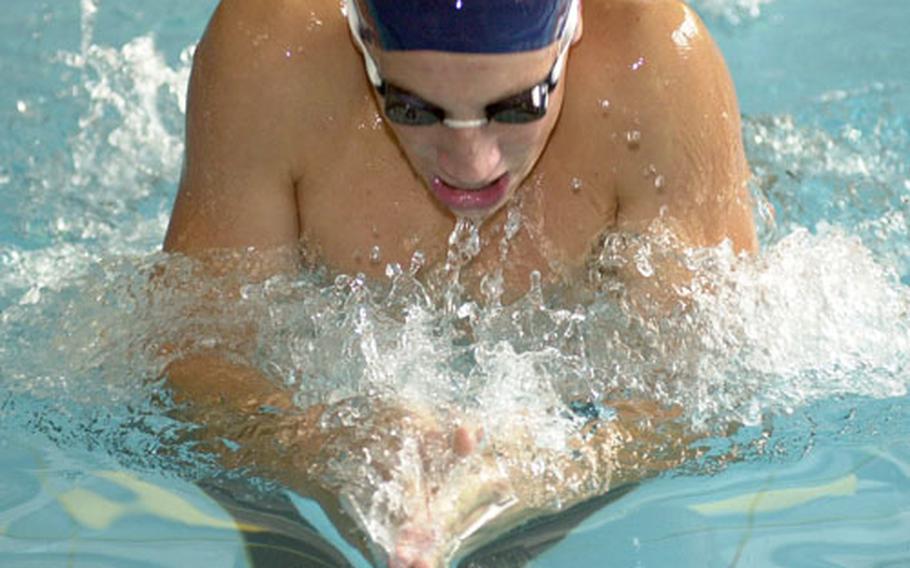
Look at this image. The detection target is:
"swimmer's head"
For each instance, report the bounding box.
[345,0,583,220]
[348,0,577,54]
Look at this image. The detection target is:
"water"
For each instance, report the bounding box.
[2,0,909,566]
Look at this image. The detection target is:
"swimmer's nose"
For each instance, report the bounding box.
[436,128,502,187]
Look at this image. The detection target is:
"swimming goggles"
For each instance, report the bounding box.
[345,0,580,129]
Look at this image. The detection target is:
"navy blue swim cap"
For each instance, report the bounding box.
[350,0,576,54]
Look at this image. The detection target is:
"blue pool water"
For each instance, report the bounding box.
[1,0,909,566]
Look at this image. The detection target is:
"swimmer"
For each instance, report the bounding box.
[162,0,757,565]
[164,0,756,290]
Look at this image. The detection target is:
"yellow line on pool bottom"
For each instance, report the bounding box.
[56,470,265,533]
[689,474,858,516]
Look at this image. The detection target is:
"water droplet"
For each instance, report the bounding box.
[504,205,522,240]
[527,270,544,306]
[369,245,382,264]
[654,175,665,190]
[20,287,41,305]
[599,99,611,112]
[409,250,426,274]
[626,130,641,150]
[443,218,481,313]
[456,302,476,320]
[307,11,324,30]
[481,270,504,306]
[447,217,481,265]
[385,262,402,279]
[634,246,654,278]
[240,284,256,300]
[571,177,583,193]
[16,100,28,113]
[630,56,646,71]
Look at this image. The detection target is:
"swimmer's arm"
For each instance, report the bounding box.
[613,2,758,254]
[158,0,337,514]
[164,353,385,557]
[160,0,316,474]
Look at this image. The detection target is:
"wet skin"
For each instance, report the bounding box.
[165,0,756,293]
[163,0,757,564]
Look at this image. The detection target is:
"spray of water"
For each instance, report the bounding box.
[689,0,775,26]
[1,0,909,563]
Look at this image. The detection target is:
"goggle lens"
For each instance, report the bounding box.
[385,102,444,126]
[381,80,552,127]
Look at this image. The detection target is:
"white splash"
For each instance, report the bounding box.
[689,0,774,26]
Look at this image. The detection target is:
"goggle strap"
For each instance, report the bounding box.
[549,0,580,86]
[345,0,383,88]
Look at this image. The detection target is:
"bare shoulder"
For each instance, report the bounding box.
[573,0,755,251]
[193,0,359,125]
[585,0,711,39]
[200,0,349,67]
[165,0,364,255]
[580,0,733,97]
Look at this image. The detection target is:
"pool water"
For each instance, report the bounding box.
[1,0,909,566]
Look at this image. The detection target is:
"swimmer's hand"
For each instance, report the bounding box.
[286,399,624,568]
[281,400,507,567]
[164,356,637,568]
[163,354,499,564]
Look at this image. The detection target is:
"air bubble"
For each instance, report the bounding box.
[370,245,382,265]
[571,177,583,193]
[626,130,641,150]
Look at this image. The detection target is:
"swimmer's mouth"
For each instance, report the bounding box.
[430,173,511,214]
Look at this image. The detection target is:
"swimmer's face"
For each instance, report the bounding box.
[375,46,567,219]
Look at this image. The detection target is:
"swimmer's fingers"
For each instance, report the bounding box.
[365,404,484,459]
[453,424,485,457]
